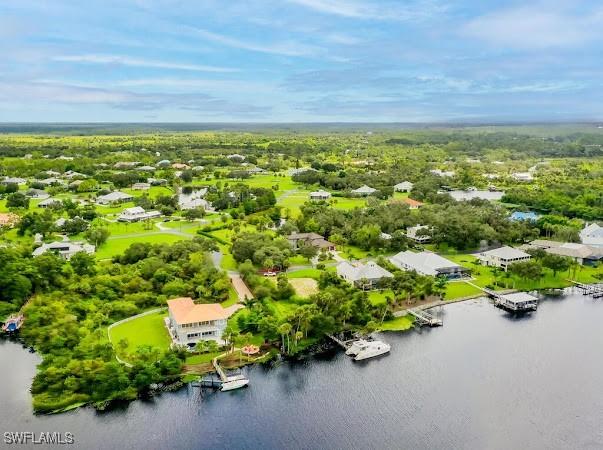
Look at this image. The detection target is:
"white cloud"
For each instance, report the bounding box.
[463,5,603,49]
[287,0,445,21]
[52,54,238,72]
[189,27,320,57]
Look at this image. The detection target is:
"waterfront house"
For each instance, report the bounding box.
[351,185,377,196]
[580,223,603,247]
[336,261,393,290]
[96,191,134,205]
[478,246,531,271]
[166,297,242,346]
[287,232,336,251]
[406,224,431,243]
[523,240,603,265]
[32,239,95,260]
[118,206,161,222]
[309,190,331,201]
[394,181,414,192]
[389,250,469,279]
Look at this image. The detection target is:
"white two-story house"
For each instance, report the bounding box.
[166,297,241,347]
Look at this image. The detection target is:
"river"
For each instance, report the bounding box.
[2,290,603,450]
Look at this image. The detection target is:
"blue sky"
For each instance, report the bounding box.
[1,0,602,122]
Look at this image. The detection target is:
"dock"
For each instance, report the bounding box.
[408,308,443,327]
[326,334,357,350]
[567,281,603,299]
[212,355,228,382]
[464,281,538,312]
[192,375,223,388]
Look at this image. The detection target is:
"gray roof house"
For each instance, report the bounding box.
[309,190,331,200]
[478,246,531,271]
[118,206,161,222]
[406,225,431,243]
[336,261,393,290]
[580,223,603,247]
[287,232,336,251]
[33,240,95,260]
[351,185,377,196]
[96,191,134,205]
[390,250,469,279]
[394,181,414,192]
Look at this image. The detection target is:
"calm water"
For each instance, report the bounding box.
[2,291,603,450]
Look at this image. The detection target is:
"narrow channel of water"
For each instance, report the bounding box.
[2,290,603,450]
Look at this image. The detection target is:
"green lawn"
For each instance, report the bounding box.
[368,289,395,306]
[287,267,324,279]
[96,234,187,259]
[380,315,414,331]
[109,310,171,357]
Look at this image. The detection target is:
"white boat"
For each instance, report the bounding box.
[345,339,369,356]
[221,375,249,391]
[354,340,391,361]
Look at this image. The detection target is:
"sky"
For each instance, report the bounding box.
[1,0,602,123]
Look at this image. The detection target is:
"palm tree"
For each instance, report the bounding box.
[278,323,292,354]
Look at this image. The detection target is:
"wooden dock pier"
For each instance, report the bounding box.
[568,281,603,299]
[408,308,443,327]
[326,334,357,350]
[212,354,228,382]
[465,281,538,312]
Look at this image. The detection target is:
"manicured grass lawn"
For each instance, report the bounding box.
[446,281,483,299]
[96,219,160,236]
[338,245,371,260]
[368,289,395,306]
[289,254,312,266]
[185,352,221,365]
[109,310,171,357]
[330,197,368,210]
[287,268,323,279]
[380,315,414,331]
[221,286,240,307]
[263,298,301,319]
[96,234,187,259]
[220,252,238,271]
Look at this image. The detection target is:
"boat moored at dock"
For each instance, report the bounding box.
[221,374,250,391]
[351,340,391,361]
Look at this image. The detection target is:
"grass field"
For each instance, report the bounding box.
[96,234,187,259]
[380,315,414,331]
[289,278,319,297]
[287,267,324,279]
[109,310,171,358]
